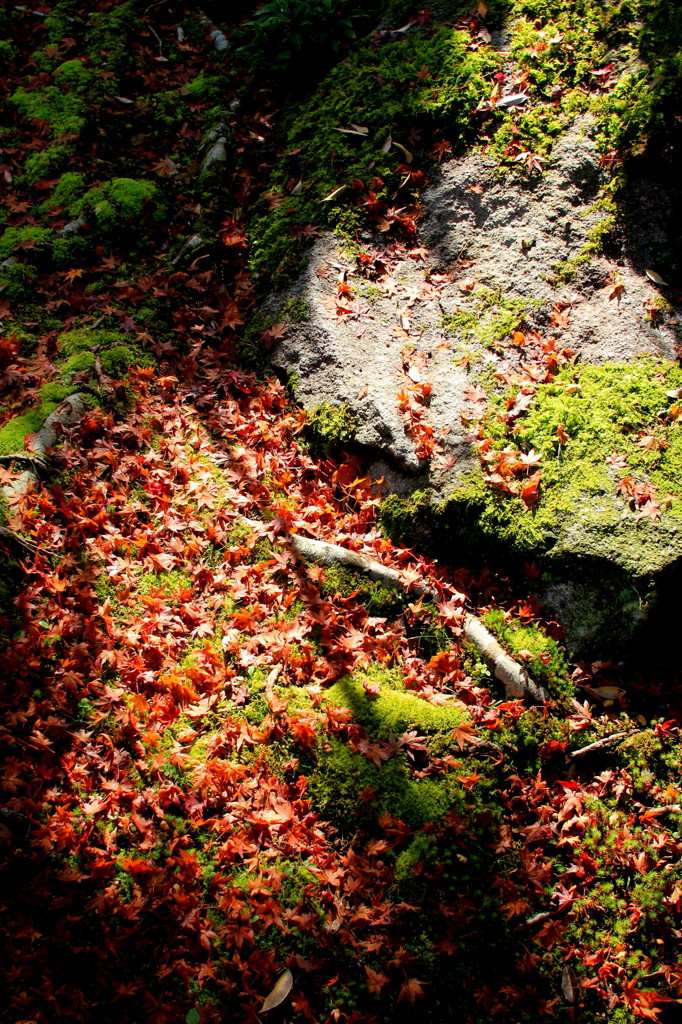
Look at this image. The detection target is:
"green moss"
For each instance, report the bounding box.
[320,563,406,617]
[305,402,357,454]
[282,298,309,323]
[54,59,105,96]
[394,833,438,882]
[39,381,79,405]
[384,358,682,586]
[0,403,58,456]
[59,328,127,356]
[325,664,467,738]
[308,736,453,828]
[0,226,52,262]
[55,330,153,385]
[442,287,530,347]
[613,726,682,796]
[85,0,141,75]
[184,71,230,104]
[551,208,616,283]
[510,706,570,769]
[249,25,500,279]
[39,172,88,213]
[507,358,682,568]
[378,488,440,549]
[480,609,573,697]
[136,570,193,600]
[144,91,187,138]
[101,344,150,377]
[0,39,17,68]
[10,85,87,137]
[74,178,160,235]
[20,144,75,187]
[0,491,10,530]
[0,263,35,304]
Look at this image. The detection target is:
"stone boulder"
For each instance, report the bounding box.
[265,118,682,654]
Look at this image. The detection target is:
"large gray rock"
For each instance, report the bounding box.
[265,119,682,652]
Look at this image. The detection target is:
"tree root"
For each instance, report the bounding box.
[463,613,550,703]
[241,517,550,702]
[2,394,87,501]
[569,731,635,759]
[0,396,547,702]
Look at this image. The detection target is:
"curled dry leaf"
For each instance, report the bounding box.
[333,125,369,137]
[393,141,413,164]
[320,185,348,203]
[261,969,294,1012]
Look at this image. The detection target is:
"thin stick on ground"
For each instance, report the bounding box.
[242,517,550,702]
[569,731,634,759]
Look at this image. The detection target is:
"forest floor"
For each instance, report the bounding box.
[1,3,682,1024]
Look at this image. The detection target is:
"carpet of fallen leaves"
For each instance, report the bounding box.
[2,4,682,1024]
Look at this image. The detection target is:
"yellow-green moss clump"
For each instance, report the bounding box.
[0,329,153,457]
[442,287,530,348]
[479,609,573,698]
[325,663,467,738]
[0,491,11,529]
[56,328,153,384]
[70,178,160,235]
[320,563,405,617]
[301,663,474,829]
[0,403,59,457]
[305,402,358,455]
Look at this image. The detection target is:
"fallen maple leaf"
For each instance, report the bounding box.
[365,966,390,995]
[605,271,625,301]
[451,722,479,750]
[398,977,428,1005]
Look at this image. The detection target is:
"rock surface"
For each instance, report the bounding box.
[266,119,682,651]
[271,120,680,488]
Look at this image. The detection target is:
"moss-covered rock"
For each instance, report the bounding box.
[249,23,500,280]
[0,402,59,457]
[381,357,682,653]
[73,178,160,237]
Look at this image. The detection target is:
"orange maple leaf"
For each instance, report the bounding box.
[398,977,428,1005]
[364,966,390,995]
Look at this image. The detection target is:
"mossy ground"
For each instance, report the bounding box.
[0,329,154,456]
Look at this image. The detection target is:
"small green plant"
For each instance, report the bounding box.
[305,402,357,454]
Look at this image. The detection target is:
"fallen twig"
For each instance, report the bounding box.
[0,524,37,554]
[240,516,549,702]
[463,613,550,702]
[569,731,634,759]
[198,9,229,52]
